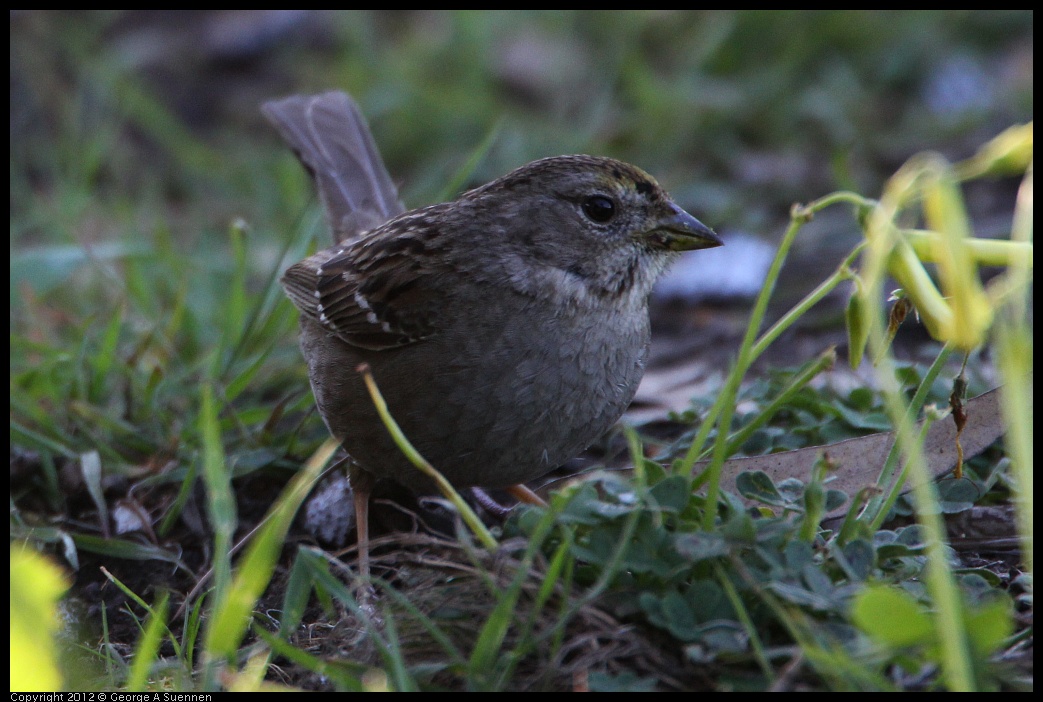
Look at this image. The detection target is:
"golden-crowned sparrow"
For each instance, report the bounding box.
[264,91,721,575]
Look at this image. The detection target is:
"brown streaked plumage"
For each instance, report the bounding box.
[264,91,722,579]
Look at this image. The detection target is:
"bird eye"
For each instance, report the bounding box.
[581,195,616,223]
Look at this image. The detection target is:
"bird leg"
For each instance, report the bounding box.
[506,483,548,507]
[348,465,376,581]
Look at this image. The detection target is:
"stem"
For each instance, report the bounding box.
[358,364,498,551]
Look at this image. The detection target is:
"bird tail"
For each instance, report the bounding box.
[263,91,405,242]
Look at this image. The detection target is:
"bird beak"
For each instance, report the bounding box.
[646,205,722,252]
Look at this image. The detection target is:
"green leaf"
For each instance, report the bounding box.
[768,581,838,611]
[659,590,699,640]
[648,474,691,512]
[824,489,849,512]
[126,593,169,692]
[735,470,783,505]
[686,580,733,623]
[588,670,657,692]
[835,539,876,581]
[782,540,814,570]
[10,548,70,692]
[72,534,182,564]
[852,584,933,648]
[674,531,729,563]
[846,285,870,369]
[964,595,1014,656]
[204,437,336,664]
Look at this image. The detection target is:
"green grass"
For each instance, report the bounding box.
[10,10,1032,692]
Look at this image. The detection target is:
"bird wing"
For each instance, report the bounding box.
[280,215,448,351]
